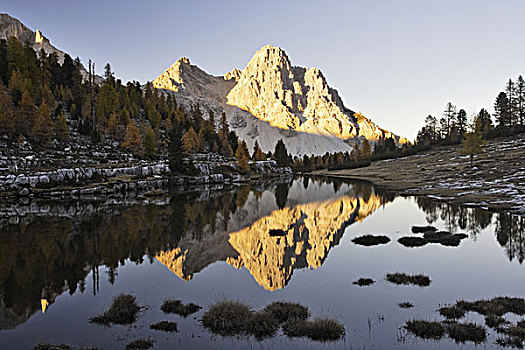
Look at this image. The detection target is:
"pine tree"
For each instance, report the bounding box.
[461,120,486,167]
[55,110,69,142]
[32,102,53,143]
[144,126,156,157]
[456,109,467,135]
[220,112,229,134]
[360,139,372,158]
[168,120,186,174]
[235,140,250,173]
[0,82,15,136]
[251,140,266,161]
[505,79,518,126]
[121,122,143,153]
[494,92,510,127]
[16,89,35,137]
[274,139,289,167]
[517,75,525,125]
[443,102,457,137]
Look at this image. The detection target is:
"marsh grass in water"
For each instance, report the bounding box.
[89,294,140,326]
[125,339,154,350]
[439,305,466,320]
[149,321,178,332]
[398,302,414,309]
[398,237,428,247]
[245,311,280,340]
[304,317,345,342]
[160,299,202,317]
[263,301,310,323]
[411,225,438,233]
[386,273,431,287]
[351,235,391,246]
[404,319,445,339]
[485,314,507,328]
[352,278,375,286]
[455,297,525,316]
[446,322,486,343]
[33,343,97,350]
[201,300,253,336]
[422,231,467,246]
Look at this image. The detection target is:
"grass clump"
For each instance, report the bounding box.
[485,314,507,328]
[201,300,253,336]
[160,299,202,317]
[352,278,375,286]
[125,339,154,350]
[386,273,431,287]
[351,235,390,246]
[303,317,345,342]
[150,321,178,332]
[439,305,466,320]
[282,318,308,338]
[245,311,280,340]
[89,294,140,325]
[263,301,310,323]
[446,322,486,343]
[496,336,524,349]
[422,231,466,246]
[405,319,445,339]
[33,343,72,350]
[411,225,438,233]
[456,297,525,316]
[398,302,414,309]
[398,236,428,247]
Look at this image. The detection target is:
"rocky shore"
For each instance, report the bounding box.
[315,135,525,214]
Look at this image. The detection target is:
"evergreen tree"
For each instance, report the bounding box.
[121,122,143,153]
[517,75,525,125]
[0,82,15,135]
[456,109,467,135]
[251,140,266,161]
[55,110,69,142]
[494,92,510,127]
[505,79,518,126]
[182,127,202,153]
[443,102,457,137]
[235,140,250,173]
[360,139,372,158]
[168,120,186,174]
[144,126,156,157]
[31,102,53,143]
[16,89,35,136]
[274,139,290,167]
[461,120,486,167]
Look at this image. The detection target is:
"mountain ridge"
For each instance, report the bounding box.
[154,45,408,156]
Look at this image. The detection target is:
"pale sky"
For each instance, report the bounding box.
[3,0,524,140]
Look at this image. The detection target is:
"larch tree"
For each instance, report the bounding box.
[235,140,250,173]
[32,102,53,144]
[251,140,266,161]
[143,126,156,157]
[0,82,15,135]
[55,110,69,142]
[443,102,457,137]
[461,119,486,167]
[121,122,143,154]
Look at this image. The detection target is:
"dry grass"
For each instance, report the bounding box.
[398,237,428,247]
[351,235,390,246]
[455,297,525,317]
[201,300,253,336]
[125,339,154,350]
[352,278,375,286]
[404,319,445,339]
[263,301,310,323]
[411,226,438,233]
[386,273,431,287]
[160,299,202,317]
[303,317,345,342]
[439,305,466,320]
[245,311,280,340]
[446,322,486,343]
[398,302,414,309]
[150,321,178,332]
[89,294,140,326]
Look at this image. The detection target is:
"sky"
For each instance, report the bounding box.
[3,0,525,140]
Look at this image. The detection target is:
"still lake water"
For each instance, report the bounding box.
[0,177,524,349]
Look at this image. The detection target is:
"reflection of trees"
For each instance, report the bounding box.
[496,213,525,263]
[275,183,290,210]
[415,197,493,236]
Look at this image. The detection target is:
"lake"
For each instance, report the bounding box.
[0,177,524,349]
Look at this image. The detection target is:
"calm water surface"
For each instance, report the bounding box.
[0,177,524,349]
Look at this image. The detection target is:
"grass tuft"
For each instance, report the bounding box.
[282,318,308,338]
[439,306,466,320]
[125,339,154,350]
[411,225,438,233]
[398,236,428,247]
[303,317,345,342]
[446,322,486,343]
[405,319,445,339]
[351,235,390,246]
[352,278,375,286]
[485,314,507,329]
[245,311,280,340]
[201,300,253,336]
[455,297,525,317]
[386,273,431,287]
[160,299,202,317]
[33,343,72,350]
[149,321,178,332]
[89,294,140,326]
[398,302,414,309]
[263,301,310,323]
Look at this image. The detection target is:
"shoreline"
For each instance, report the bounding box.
[314,135,525,215]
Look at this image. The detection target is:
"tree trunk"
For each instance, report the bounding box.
[470,154,473,167]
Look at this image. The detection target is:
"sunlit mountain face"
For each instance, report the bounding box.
[156,179,389,291]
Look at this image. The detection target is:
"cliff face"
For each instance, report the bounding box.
[155,180,387,291]
[153,45,408,156]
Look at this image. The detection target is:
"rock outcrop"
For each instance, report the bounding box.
[154,45,408,156]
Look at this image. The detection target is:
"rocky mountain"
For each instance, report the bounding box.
[154,45,408,156]
[0,13,101,82]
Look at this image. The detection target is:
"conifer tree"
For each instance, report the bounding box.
[0,82,15,135]
[236,140,250,173]
[461,120,486,167]
[16,89,35,136]
[32,102,53,143]
[251,140,266,161]
[360,139,372,158]
[456,109,467,135]
[144,126,156,157]
[517,75,525,125]
[55,110,69,142]
[494,92,510,127]
[122,122,143,153]
[168,120,186,174]
[274,139,290,167]
[443,102,457,137]
[182,127,202,153]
